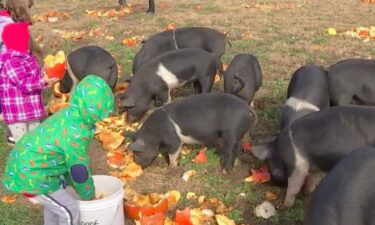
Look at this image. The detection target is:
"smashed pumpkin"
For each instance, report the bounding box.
[44,51,66,79]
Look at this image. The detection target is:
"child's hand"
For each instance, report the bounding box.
[43,71,59,87]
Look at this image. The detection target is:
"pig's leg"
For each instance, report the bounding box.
[304,171,326,194]
[119,0,124,7]
[284,159,309,207]
[167,143,182,168]
[193,81,202,94]
[147,0,155,13]
[221,134,240,174]
[198,74,215,93]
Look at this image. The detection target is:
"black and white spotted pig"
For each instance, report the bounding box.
[223,54,262,105]
[127,93,257,174]
[253,106,375,207]
[61,46,118,93]
[118,0,155,13]
[280,65,330,130]
[304,147,375,225]
[327,59,375,106]
[132,27,226,73]
[119,48,220,122]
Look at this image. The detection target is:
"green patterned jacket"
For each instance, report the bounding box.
[2,75,114,200]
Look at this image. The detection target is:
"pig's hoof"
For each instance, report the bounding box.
[283,199,295,208]
[221,168,229,175]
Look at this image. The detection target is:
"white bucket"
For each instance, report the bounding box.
[67,175,125,225]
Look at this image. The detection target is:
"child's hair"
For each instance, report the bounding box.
[5,0,32,22]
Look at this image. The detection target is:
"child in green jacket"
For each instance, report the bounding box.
[2,75,114,225]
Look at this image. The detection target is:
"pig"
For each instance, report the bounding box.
[327,59,375,106]
[304,147,375,225]
[223,54,262,105]
[280,65,330,130]
[132,27,226,74]
[127,93,257,174]
[119,48,220,122]
[252,105,375,207]
[118,0,155,13]
[61,46,118,93]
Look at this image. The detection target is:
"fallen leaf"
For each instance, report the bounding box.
[167,23,176,30]
[254,201,276,219]
[326,28,337,36]
[265,191,278,200]
[242,2,297,10]
[1,195,17,204]
[215,214,235,225]
[165,190,181,207]
[85,7,132,20]
[182,170,197,182]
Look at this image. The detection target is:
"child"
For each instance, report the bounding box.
[0,22,56,142]
[3,75,115,224]
[5,0,43,65]
[0,1,13,50]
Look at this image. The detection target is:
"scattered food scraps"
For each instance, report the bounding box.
[244,164,271,184]
[182,170,197,182]
[254,201,276,219]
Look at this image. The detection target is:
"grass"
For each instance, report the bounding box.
[1,0,375,224]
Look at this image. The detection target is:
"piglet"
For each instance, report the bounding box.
[224,54,262,105]
[61,46,118,93]
[327,58,375,106]
[280,65,329,130]
[304,147,375,225]
[132,27,226,73]
[119,48,220,122]
[253,105,375,207]
[127,93,257,174]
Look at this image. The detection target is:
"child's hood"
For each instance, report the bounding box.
[69,75,114,126]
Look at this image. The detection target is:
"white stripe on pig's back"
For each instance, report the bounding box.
[156,63,181,88]
[285,97,320,112]
[169,117,202,145]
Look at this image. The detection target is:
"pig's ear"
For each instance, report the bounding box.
[233,73,245,93]
[128,139,145,152]
[122,98,136,107]
[252,144,273,160]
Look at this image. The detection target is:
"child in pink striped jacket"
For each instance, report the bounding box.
[0,22,57,142]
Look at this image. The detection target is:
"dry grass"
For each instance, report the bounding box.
[1,0,375,224]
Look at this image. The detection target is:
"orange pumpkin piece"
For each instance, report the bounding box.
[167,23,176,30]
[175,208,192,225]
[140,213,166,225]
[165,190,181,208]
[242,141,252,152]
[44,51,66,79]
[244,163,271,184]
[122,38,136,47]
[49,102,69,113]
[192,149,208,164]
[124,198,168,220]
[107,151,124,169]
[1,195,17,204]
[119,162,143,180]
